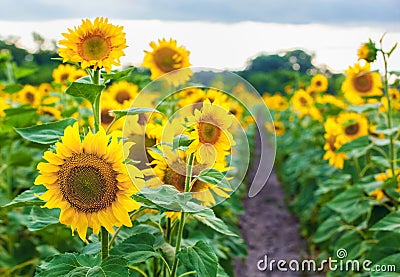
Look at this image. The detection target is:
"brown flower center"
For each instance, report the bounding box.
[58,153,117,213]
[101,108,114,125]
[163,162,208,193]
[352,73,373,93]
[299,97,308,105]
[60,73,70,82]
[115,89,131,104]
[79,34,111,61]
[198,122,221,144]
[25,92,35,103]
[153,47,181,73]
[327,136,336,151]
[345,123,360,136]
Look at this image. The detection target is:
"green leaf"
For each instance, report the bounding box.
[102,67,134,82]
[2,83,23,94]
[348,103,381,113]
[4,106,38,128]
[173,134,192,150]
[65,81,105,104]
[314,216,345,243]
[196,168,232,190]
[177,241,218,277]
[192,208,238,237]
[371,253,400,275]
[374,126,400,136]
[2,185,46,208]
[9,150,33,166]
[28,206,60,231]
[109,233,160,264]
[337,136,371,158]
[15,118,77,144]
[13,66,37,80]
[327,187,372,222]
[36,253,129,277]
[132,185,206,213]
[371,156,390,168]
[112,107,161,121]
[370,211,400,232]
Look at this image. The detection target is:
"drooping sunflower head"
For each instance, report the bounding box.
[58,17,127,73]
[310,74,328,93]
[106,80,139,107]
[35,123,142,241]
[146,147,230,207]
[342,63,383,105]
[357,40,377,63]
[142,38,192,86]
[337,112,369,141]
[186,99,236,163]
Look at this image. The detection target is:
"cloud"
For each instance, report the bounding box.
[1,0,399,27]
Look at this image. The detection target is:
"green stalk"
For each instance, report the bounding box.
[92,69,102,133]
[170,152,195,277]
[101,227,109,260]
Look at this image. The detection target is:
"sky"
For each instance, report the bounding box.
[0,0,399,72]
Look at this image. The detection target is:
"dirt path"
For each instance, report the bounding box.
[234,133,309,276]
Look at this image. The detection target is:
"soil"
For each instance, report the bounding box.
[234,132,316,277]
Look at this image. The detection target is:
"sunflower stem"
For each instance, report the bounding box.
[101,226,109,260]
[92,69,102,133]
[171,152,195,277]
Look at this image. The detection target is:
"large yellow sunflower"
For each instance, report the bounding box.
[106,80,139,107]
[58,17,127,73]
[186,99,235,163]
[323,118,348,169]
[337,112,369,141]
[146,147,230,207]
[342,63,383,105]
[34,123,142,241]
[16,85,42,107]
[142,38,192,86]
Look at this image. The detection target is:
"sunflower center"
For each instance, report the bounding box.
[60,73,70,82]
[115,90,131,104]
[299,97,308,105]
[101,109,114,124]
[198,122,221,144]
[345,123,360,136]
[153,47,180,73]
[25,92,35,103]
[58,153,117,213]
[352,74,373,93]
[163,164,186,192]
[79,35,111,61]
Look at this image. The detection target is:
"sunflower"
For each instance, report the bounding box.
[265,121,285,136]
[34,123,142,241]
[52,64,87,89]
[323,118,348,169]
[315,94,347,110]
[262,93,288,111]
[0,97,9,116]
[370,169,400,201]
[38,106,62,120]
[342,63,383,105]
[337,112,369,141]
[58,17,127,73]
[16,85,41,107]
[186,99,235,163]
[146,147,230,207]
[357,40,377,63]
[290,89,322,120]
[106,80,139,107]
[310,74,328,93]
[142,38,192,86]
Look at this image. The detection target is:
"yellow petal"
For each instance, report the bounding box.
[112,201,132,227]
[37,162,60,173]
[34,174,58,185]
[43,151,65,165]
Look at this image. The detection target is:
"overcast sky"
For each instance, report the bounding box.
[1,0,399,27]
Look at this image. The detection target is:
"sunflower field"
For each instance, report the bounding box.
[0,16,399,277]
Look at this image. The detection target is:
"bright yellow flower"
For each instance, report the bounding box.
[34,123,142,241]
[315,94,347,110]
[52,64,86,89]
[265,121,285,136]
[142,38,192,86]
[370,169,400,201]
[16,85,42,107]
[310,74,328,93]
[337,112,369,141]
[290,89,322,120]
[357,40,377,63]
[38,106,62,120]
[323,118,348,169]
[342,63,383,105]
[263,93,288,111]
[106,80,139,107]
[58,17,127,73]
[186,99,235,163]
